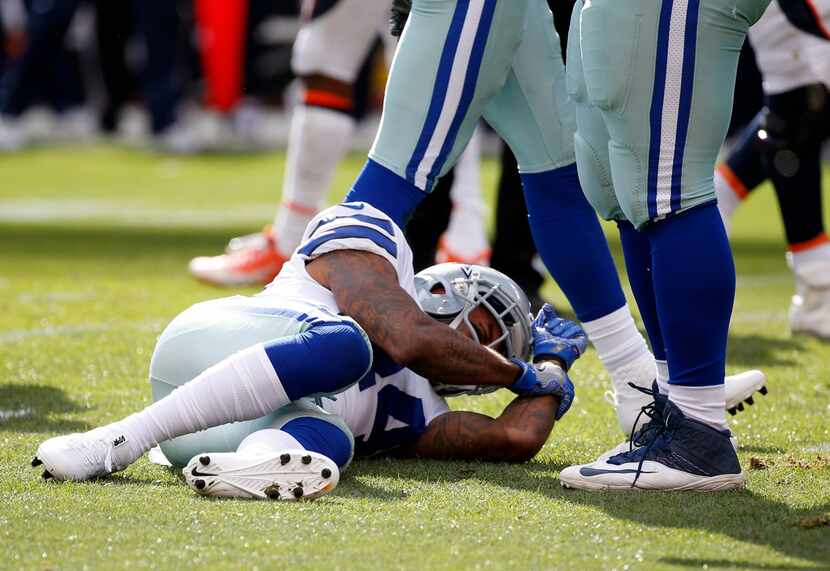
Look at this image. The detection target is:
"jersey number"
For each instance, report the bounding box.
[356,385,425,456]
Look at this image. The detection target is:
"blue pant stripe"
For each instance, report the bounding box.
[426,0,497,189]
[405,0,470,187]
[670,0,700,214]
[647,0,674,220]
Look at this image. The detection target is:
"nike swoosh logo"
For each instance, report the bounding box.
[579,467,656,477]
[341,202,365,210]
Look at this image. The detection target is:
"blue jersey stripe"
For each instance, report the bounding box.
[670,0,700,214]
[405,0,470,186]
[308,213,395,240]
[426,0,497,189]
[298,225,398,259]
[647,0,674,220]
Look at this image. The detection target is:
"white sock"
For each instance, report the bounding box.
[274,105,356,256]
[656,360,670,395]
[669,385,728,431]
[112,344,290,463]
[238,428,304,454]
[582,305,656,390]
[791,240,830,271]
[714,165,745,226]
[441,128,489,261]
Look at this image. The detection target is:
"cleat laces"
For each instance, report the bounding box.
[621,383,673,487]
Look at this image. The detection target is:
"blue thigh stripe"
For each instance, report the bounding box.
[670,0,700,214]
[281,417,353,468]
[298,225,398,259]
[265,321,372,401]
[405,0,470,187]
[647,0,673,220]
[426,0,497,188]
[308,214,395,239]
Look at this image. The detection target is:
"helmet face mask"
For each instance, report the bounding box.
[414,263,533,397]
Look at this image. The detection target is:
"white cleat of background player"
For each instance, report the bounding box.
[608,369,768,435]
[788,255,830,339]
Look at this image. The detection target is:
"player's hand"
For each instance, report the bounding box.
[509,359,575,420]
[531,304,587,371]
[389,0,412,37]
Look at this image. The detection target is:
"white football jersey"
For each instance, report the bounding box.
[259,201,417,314]
[258,202,449,455]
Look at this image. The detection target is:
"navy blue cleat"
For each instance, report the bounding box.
[561,391,745,491]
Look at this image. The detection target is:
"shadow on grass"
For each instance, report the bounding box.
[350,458,830,568]
[727,333,804,368]
[0,384,90,433]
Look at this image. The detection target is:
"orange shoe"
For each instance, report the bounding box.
[436,237,491,266]
[188,226,288,286]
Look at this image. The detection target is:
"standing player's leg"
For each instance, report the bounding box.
[483,0,658,434]
[767,85,830,338]
[183,401,354,501]
[346,0,657,435]
[188,0,391,286]
[561,0,772,491]
[714,113,766,232]
[716,1,830,337]
[34,299,372,481]
[347,0,526,224]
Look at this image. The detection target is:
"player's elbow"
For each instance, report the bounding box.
[501,428,548,463]
[382,317,437,366]
[381,338,422,367]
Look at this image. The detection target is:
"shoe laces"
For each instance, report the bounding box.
[623,383,672,487]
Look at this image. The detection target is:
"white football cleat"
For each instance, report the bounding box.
[725,369,768,415]
[789,258,830,339]
[183,450,339,500]
[32,426,136,481]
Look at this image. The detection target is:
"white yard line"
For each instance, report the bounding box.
[736,274,793,287]
[730,310,788,324]
[0,319,166,344]
[0,408,34,422]
[0,199,275,227]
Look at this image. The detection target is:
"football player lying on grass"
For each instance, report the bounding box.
[33,202,586,500]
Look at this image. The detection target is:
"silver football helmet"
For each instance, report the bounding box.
[414,263,533,397]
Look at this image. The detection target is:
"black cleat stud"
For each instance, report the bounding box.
[31,457,42,467]
[280,453,290,465]
[759,386,768,395]
[745,396,754,406]
[42,470,53,480]
[293,486,304,498]
[728,407,737,416]
[265,484,281,499]
[321,468,332,479]
[199,456,210,466]
[194,479,206,490]
[736,402,744,411]
[301,455,312,465]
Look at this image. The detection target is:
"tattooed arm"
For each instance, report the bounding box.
[406,394,559,462]
[305,250,522,388]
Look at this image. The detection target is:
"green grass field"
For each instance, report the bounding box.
[1,146,829,570]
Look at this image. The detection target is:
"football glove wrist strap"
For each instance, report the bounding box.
[509,359,575,420]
